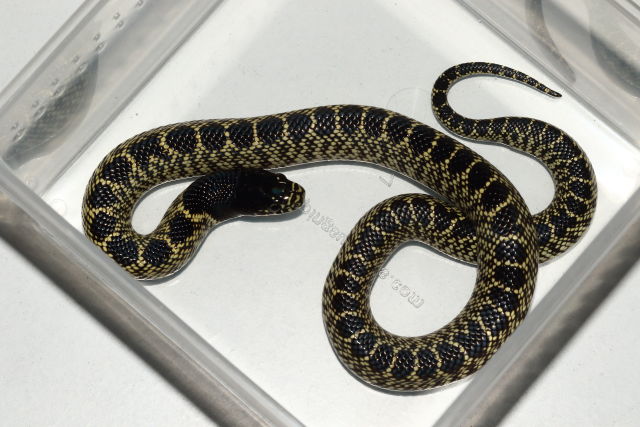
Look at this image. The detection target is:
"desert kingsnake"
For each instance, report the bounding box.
[82,62,596,391]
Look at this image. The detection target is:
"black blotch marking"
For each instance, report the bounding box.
[437,343,465,373]
[508,130,520,144]
[351,333,376,358]
[363,108,388,137]
[543,126,563,142]
[494,264,527,289]
[369,344,393,372]
[550,210,575,238]
[167,213,196,244]
[429,137,455,163]
[409,197,433,226]
[488,286,519,312]
[386,116,412,143]
[432,76,449,91]
[371,210,399,233]
[338,106,363,134]
[352,241,376,261]
[228,121,254,148]
[480,304,508,333]
[334,274,362,293]
[101,157,133,184]
[433,204,453,231]
[527,120,547,138]
[200,122,227,150]
[459,117,475,135]
[431,91,447,107]
[536,222,551,246]
[256,117,284,145]
[503,119,521,141]
[408,125,436,155]
[342,257,367,277]
[567,158,591,180]
[474,121,490,137]
[313,107,335,135]
[565,196,588,215]
[449,150,474,174]
[88,183,117,209]
[437,104,454,120]
[492,204,520,236]
[181,176,234,216]
[182,186,207,215]
[392,349,416,379]
[481,182,509,210]
[142,239,172,267]
[165,125,198,153]
[455,321,488,358]
[390,198,413,225]
[336,314,364,338]
[417,348,438,379]
[569,181,593,200]
[89,211,117,241]
[287,113,312,141]
[128,135,168,168]
[552,134,581,160]
[468,163,492,191]
[442,67,458,83]
[332,293,360,313]
[495,240,526,264]
[489,118,506,135]
[106,235,138,267]
[447,112,463,131]
[452,218,475,239]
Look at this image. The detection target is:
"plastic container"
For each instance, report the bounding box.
[460,0,640,143]
[1,1,638,425]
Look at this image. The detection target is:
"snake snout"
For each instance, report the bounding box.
[285,182,305,211]
[267,180,305,215]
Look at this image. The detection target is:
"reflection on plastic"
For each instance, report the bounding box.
[587,0,640,97]
[461,0,640,141]
[4,57,98,168]
[525,0,640,96]
[525,0,576,81]
[0,0,227,194]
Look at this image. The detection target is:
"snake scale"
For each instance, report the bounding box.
[82,62,596,391]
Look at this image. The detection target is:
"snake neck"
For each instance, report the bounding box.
[180,171,243,222]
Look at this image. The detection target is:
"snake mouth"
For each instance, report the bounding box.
[285,182,306,211]
[265,181,305,214]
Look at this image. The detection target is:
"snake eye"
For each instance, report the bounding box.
[271,187,285,196]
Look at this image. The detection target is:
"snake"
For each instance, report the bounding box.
[82,62,596,391]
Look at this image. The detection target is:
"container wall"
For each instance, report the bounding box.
[459,0,640,143]
[0,0,225,194]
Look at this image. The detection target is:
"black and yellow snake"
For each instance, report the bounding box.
[82,62,596,391]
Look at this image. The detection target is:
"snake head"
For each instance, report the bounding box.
[235,169,305,216]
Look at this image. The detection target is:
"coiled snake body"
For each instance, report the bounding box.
[83,63,596,391]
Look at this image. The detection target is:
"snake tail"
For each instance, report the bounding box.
[431,62,596,262]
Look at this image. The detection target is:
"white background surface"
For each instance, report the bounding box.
[1,1,639,426]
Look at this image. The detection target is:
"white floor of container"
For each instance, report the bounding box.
[3,0,640,426]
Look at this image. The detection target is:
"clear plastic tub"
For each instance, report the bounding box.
[460,0,640,143]
[1,1,638,426]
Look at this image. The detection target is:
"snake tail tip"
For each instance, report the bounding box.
[543,87,562,98]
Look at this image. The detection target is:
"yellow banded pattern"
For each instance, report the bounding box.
[82,62,596,391]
